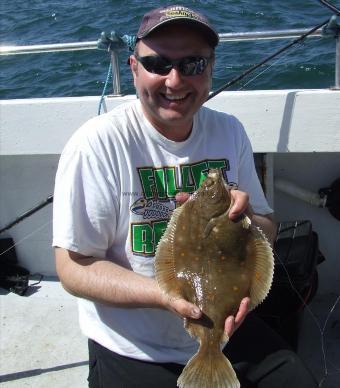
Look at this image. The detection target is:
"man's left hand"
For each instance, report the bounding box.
[224,297,250,337]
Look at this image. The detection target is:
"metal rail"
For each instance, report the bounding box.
[0,28,323,56]
[0,41,98,55]
[336,36,340,89]
[219,28,322,42]
[0,27,338,93]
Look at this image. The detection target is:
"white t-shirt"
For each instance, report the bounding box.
[53,100,272,364]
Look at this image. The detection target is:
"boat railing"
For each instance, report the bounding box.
[1,28,339,94]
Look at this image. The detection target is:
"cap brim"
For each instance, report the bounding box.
[138,18,219,48]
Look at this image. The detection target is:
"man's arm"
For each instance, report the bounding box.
[55,247,202,318]
[55,189,252,338]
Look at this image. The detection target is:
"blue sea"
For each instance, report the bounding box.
[0,0,337,99]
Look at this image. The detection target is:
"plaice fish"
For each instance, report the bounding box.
[155,169,274,388]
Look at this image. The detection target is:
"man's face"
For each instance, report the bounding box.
[130,24,214,141]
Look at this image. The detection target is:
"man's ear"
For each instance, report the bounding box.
[129,55,138,85]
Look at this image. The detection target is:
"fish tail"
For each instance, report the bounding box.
[177,346,240,388]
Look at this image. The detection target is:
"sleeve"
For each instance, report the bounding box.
[235,120,273,215]
[52,134,118,258]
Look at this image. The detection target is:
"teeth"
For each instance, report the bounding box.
[165,94,186,101]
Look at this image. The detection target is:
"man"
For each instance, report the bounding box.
[53,5,317,387]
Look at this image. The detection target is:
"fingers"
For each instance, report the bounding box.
[168,296,202,320]
[176,190,253,223]
[175,192,190,205]
[224,297,250,337]
[234,297,250,327]
[224,316,235,338]
[165,294,250,336]
[229,190,252,221]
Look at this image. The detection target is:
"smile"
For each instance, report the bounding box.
[162,93,189,102]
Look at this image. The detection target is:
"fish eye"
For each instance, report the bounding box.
[205,178,214,187]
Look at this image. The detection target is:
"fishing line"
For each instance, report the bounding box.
[207,18,329,100]
[272,246,340,387]
[238,36,323,90]
[0,220,52,258]
[223,24,339,379]
[0,195,53,235]
[317,0,340,15]
[320,294,340,373]
[0,17,331,236]
[1,11,339,382]
[237,41,304,90]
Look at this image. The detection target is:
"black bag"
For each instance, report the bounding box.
[255,221,325,348]
[0,238,30,295]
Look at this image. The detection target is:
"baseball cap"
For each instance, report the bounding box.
[136,5,219,48]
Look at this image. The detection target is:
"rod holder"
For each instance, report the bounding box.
[110,51,122,96]
[323,15,340,89]
[336,36,340,89]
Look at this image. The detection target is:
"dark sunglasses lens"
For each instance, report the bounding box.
[140,56,171,75]
[138,55,209,76]
[180,57,208,76]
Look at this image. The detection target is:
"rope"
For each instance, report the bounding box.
[121,34,137,52]
[0,16,334,232]
[98,62,112,115]
[97,31,136,52]
[96,33,136,115]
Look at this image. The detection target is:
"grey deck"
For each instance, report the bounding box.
[1,279,339,387]
[0,279,88,387]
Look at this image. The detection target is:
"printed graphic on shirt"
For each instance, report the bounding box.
[130,159,236,256]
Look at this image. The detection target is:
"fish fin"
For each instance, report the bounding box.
[184,318,201,339]
[203,209,229,238]
[248,225,274,310]
[178,345,240,388]
[241,215,252,229]
[221,331,229,346]
[155,206,182,297]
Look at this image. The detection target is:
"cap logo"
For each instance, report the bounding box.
[160,6,203,22]
[137,5,219,47]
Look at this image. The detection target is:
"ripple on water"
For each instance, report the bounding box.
[0,0,335,99]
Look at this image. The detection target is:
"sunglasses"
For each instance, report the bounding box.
[135,54,212,76]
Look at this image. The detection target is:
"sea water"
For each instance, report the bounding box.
[0,0,337,99]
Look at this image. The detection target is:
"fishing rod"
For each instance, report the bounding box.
[0,8,337,236]
[207,18,330,100]
[318,0,340,15]
[0,195,53,235]
[208,0,340,98]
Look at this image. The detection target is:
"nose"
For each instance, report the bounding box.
[165,67,184,89]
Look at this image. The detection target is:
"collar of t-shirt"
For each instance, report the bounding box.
[136,100,199,152]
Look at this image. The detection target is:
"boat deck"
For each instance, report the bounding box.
[0,279,88,387]
[1,279,339,387]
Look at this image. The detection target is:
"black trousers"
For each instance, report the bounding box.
[88,313,318,388]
